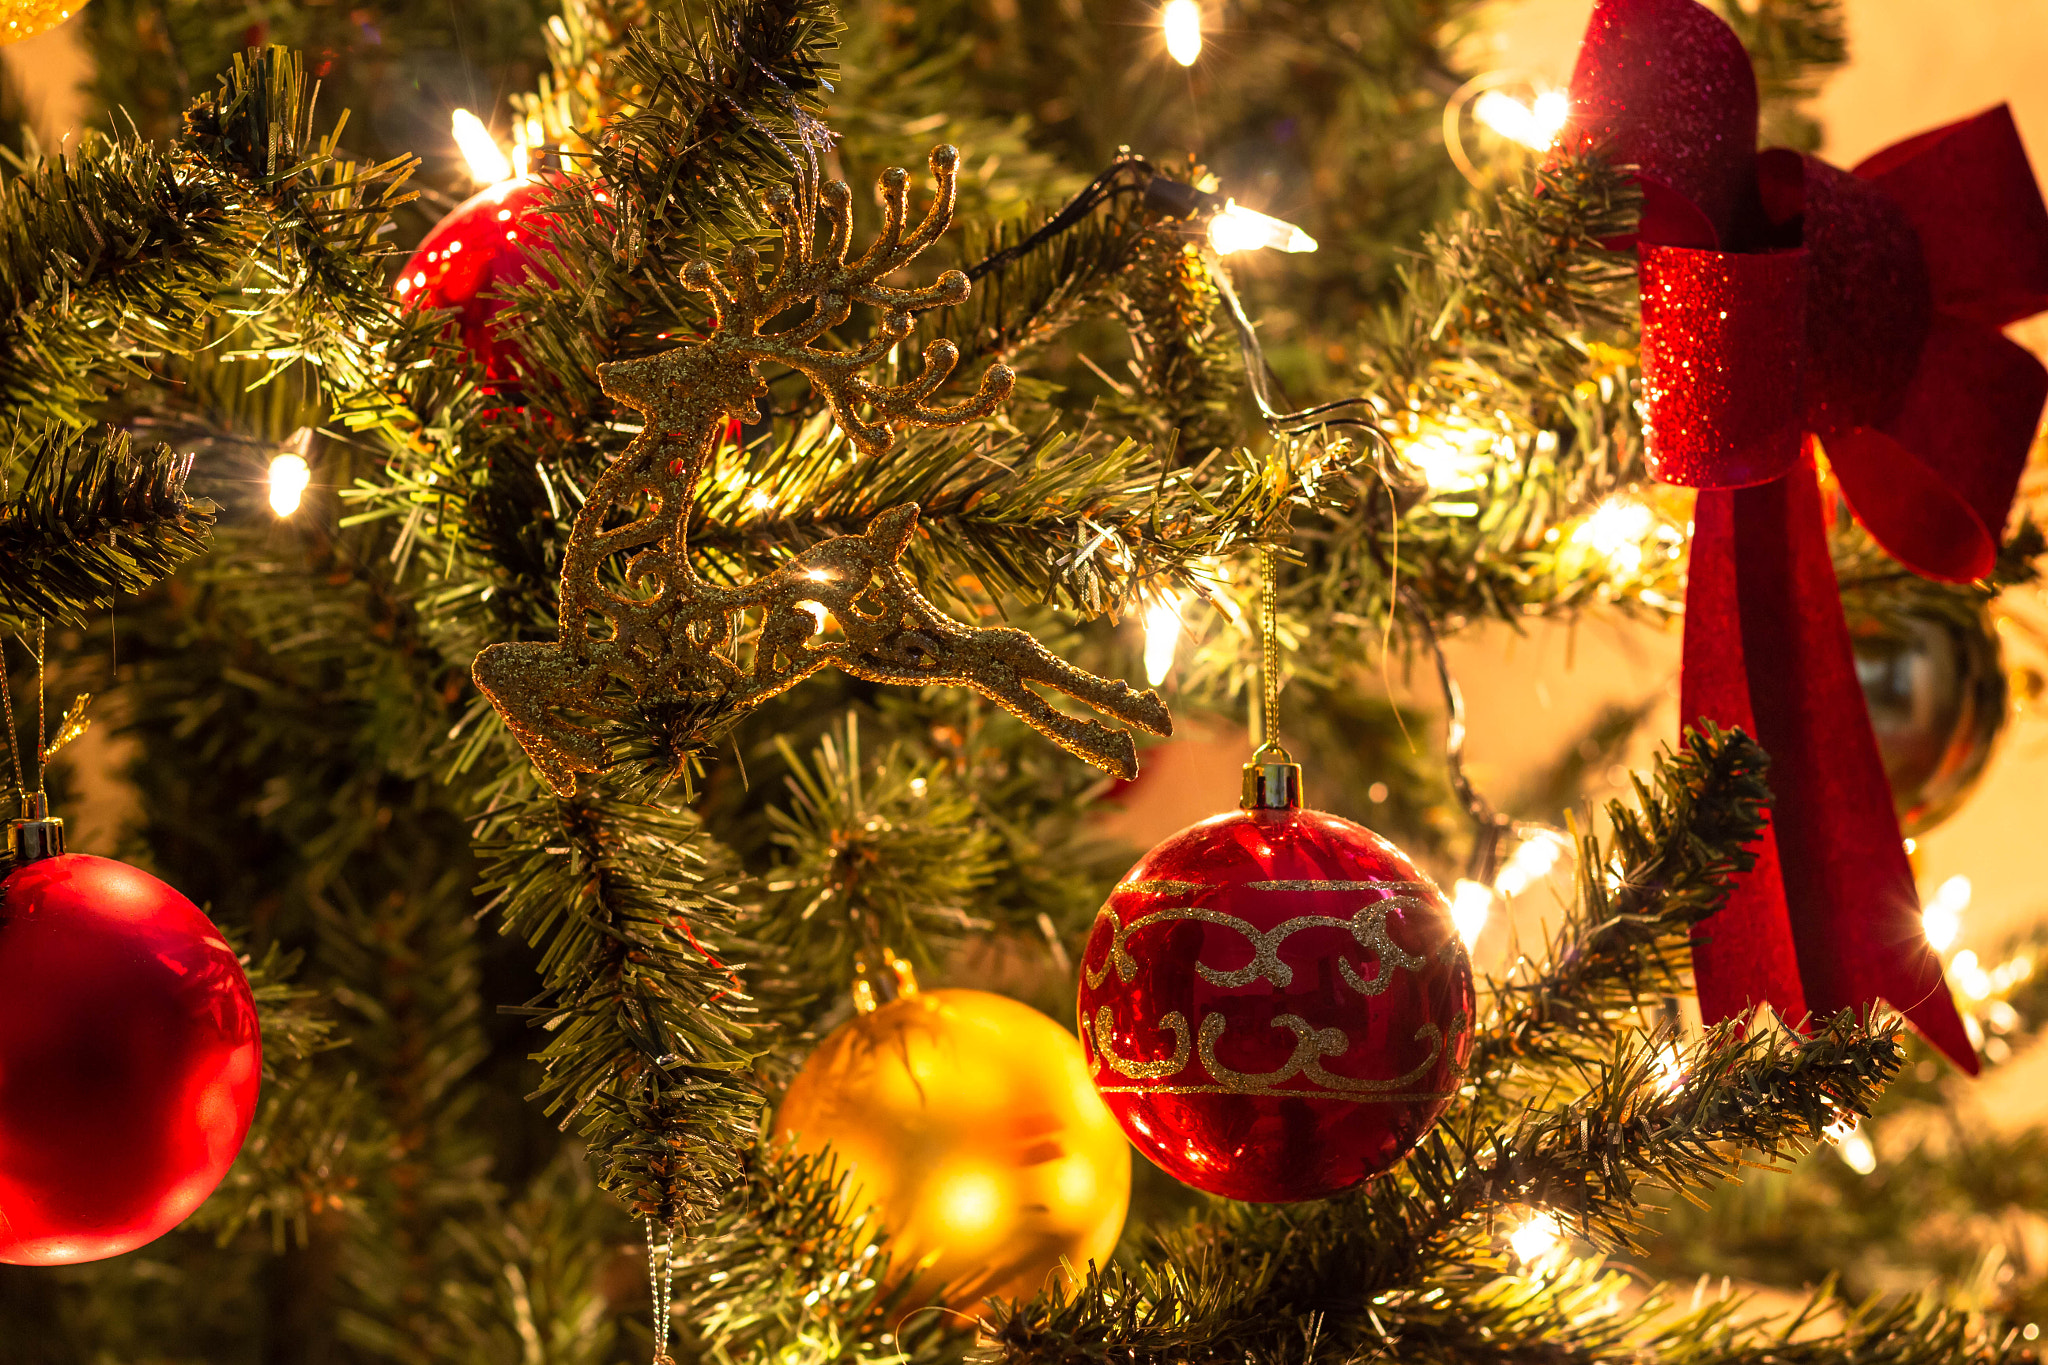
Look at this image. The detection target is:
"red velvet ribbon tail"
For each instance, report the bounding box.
[1681,489,1809,1030]
[1725,463,1979,1072]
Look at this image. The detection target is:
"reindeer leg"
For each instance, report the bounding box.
[949,660,1147,779]
[473,641,613,797]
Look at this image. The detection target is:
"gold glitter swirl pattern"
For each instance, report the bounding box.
[1081,881,1439,994]
[1090,1011,1470,1102]
[1085,1007,1192,1079]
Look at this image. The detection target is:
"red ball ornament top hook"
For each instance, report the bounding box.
[6,789,65,863]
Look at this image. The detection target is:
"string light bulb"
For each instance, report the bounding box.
[1451,879,1494,951]
[1571,497,1658,575]
[267,451,311,517]
[1143,590,1187,687]
[451,108,516,187]
[1508,1211,1566,1266]
[1474,88,1571,151]
[1922,874,1970,952]
[1494,828,1568,899]
[1207,200,1318,256]
[1162,0,1202,66]
[1826,1113,1877,1174]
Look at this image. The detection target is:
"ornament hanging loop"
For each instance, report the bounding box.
[1243,542,1303,811]
[645,1216,678,1365]
[852,946,920,1014]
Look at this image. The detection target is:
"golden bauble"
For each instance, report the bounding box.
[773,988,1130,1310]
[0,0,84,44]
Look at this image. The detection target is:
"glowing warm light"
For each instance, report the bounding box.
[747,489,775,514]
[1826,1113,1877,1174]
[1162,0,1202,66]
[1951,949,1994,1002]
[1650,1042,1686,1095]
[1474,88,1571,151]
[1143,590,1187,687]
[1208,200,1318,255]
[451,108,516,187]
[1571,497,1658,575]
[1508,1211,1566,1265]
[1495,829,1569,899]
[1452,879,1494,951]
[267,453,311,517]
[933,1168,1004,1240]
[1400,426,1496,493]
[1922,874,1971,952]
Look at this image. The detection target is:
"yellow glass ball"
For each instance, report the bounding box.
[773,988,1130,1310]
[0,0,83,45]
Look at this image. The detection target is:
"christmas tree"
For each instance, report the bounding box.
[2,0,2045,1361]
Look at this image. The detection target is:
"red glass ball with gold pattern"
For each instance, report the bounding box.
[397,176,563,387]
[0,854,261,1264]
[1077,806,1473,1202]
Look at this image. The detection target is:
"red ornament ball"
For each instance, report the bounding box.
[397,176,563,386]
[0,854,261,1264]
[1077,802,1473,1202]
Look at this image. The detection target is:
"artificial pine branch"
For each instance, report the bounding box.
[0,424,214,625]
[672,1143,973,1365]
[1469,723,1773,1095]
[475,789,764,1225]
[757,716,999,994]
[1294,145,1661,655]
[0,46,416,430]
[1714,0,1850,150]
[185,943,358,1252]
[988,1014,1904,1365]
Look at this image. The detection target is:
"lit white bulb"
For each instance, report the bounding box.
[1474,88,1572,152]
[1400,427,1495,493]
[268,453,311,517]
[1163,0,1202,66]
[1494,829,1568,900]
[1508,1212,1566,1265]
[1922,874,1971,952]
[1650,1042,1686,1095]
[1826,1113,1877,1174]
[1143,591,1187,687]
[1451,879,1494,952]
[1571,497,1657,575]
[452,108,516,187]
[1207,200,1318,256]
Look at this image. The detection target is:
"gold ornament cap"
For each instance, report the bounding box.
[7,791,65,863]
[1241,742,1303,811]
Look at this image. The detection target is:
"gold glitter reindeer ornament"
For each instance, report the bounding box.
[474,147,1174,795]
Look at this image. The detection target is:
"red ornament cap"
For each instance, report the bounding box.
[0,853,261,1264]
[1077,765,1473,1203]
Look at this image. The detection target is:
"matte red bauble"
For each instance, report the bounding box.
[1077,756,1472,1202]
[397,176,562,386]
[0,852,261,1264]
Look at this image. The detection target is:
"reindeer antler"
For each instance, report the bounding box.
[678,146,1016,453]
[473,147,1170,798]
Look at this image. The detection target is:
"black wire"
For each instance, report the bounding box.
[964,155,1161,283]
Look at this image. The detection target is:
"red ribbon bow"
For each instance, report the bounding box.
[1568,0,2048,1070]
